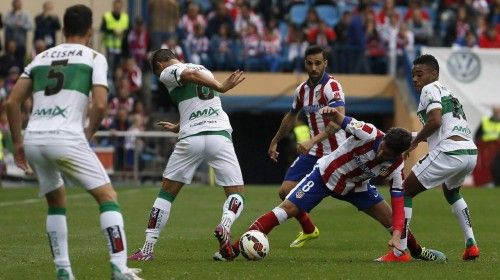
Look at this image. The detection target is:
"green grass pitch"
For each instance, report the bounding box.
[1,185,499,279]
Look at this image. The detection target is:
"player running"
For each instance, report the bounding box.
[234,107,446,262]
[5,5,142,279]
[400,54,480,261]
[128,49,246,262]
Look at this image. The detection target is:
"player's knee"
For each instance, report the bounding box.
[278,189,287,201]
[278,200,299,218]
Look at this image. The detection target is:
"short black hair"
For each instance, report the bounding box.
[305,45,326,60]
[150,49,178,73]
[413,54,439,74]
[384,127,412,155]
[63,5,92,37]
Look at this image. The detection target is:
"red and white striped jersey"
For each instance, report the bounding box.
[291,72,346,157]
[317,116,404,195]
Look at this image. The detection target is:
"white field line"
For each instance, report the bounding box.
[0,188,142,207]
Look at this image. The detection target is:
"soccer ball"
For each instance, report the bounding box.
[239,230,269,260]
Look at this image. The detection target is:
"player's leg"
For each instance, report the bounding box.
[360,197,446,262]
[25,145,75,280]
[46,187,75,280]
[205,134,245,260]
[87,184,142,279]
[130,137,203,261]
[232,167,328,256]
[251,167,326,234]
[52,143,141,279]
[442,153,479,260]
[282,154,320,247]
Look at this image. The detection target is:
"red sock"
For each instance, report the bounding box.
[248,211,280,235]
[295,210,315,234]
[407,231,422,256]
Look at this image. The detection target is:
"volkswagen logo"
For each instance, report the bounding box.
[447,51,481,83]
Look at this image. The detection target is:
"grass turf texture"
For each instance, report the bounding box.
[0,185,498,279]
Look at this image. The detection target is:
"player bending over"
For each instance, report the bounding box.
[128,49,246,262]
[233,107,446,262]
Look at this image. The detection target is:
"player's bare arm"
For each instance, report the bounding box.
[268,111,299,162]
[319,106,345,126]
[5,78,33,173]
[404,108,442,158]
[156,121,180,133]
[298,105,344,155]
[86,85,108,140]
[180,69,245,93]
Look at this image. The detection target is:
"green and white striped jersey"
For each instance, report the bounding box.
[21,43,108,145]
[417,81,473,151]
[159,63,232,139]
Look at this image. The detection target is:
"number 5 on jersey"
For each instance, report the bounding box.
[45,59,68,96]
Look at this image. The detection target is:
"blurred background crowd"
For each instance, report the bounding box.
[0,0,499,183]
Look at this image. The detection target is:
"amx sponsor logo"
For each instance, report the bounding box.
[32,106,68,118]
[452,125,471,135]
[447,51,481,83]
[189,107,219,120]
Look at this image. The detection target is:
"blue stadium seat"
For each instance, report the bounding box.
[278,20,288,39]
[289,4,309,26]
[395,6,408,20]
[315,5,340,27]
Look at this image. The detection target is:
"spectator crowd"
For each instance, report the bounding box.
[1,0,500,177]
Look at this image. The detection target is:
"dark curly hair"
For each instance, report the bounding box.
[413,54,439,75]
[384,127,412,155]
[150,49,179,73]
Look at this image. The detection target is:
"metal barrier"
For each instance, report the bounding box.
[93,130,180,183]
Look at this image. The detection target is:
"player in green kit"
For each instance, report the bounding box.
[129,49,246,261]
[401,54,480,261]
[6,4,142,280]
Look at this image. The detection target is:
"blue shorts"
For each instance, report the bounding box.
[286,167,384,212]
[283,154,319,182]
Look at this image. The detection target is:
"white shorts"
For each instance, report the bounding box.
[25,143,111,196]
[163,133,244,186]
[412,148,477,190]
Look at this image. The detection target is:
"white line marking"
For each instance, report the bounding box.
[0,189,142,207]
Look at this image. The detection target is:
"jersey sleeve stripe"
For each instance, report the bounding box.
[341,116,352,129]
[328,100,345,108]
[362,124,373,134]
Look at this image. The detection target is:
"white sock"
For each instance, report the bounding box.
[451,198,476,245]
[143,197,171,254]
[272,207,288,224]
[47,214,71,270]
[220,194,244,231]
[100,210,127,273]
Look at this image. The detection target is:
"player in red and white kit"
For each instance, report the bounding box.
[238,107,446,261]
[268,45,347,247]
[266,46,441,262]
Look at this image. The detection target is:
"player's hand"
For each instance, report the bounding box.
[388,229,404,253]
[219,70,245,93]
[403,141,418,159]
[297,140,313,155]
[157,121,180,133]
[268,143,279,162]
[319,106,337,116]
[13,143,33,176]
